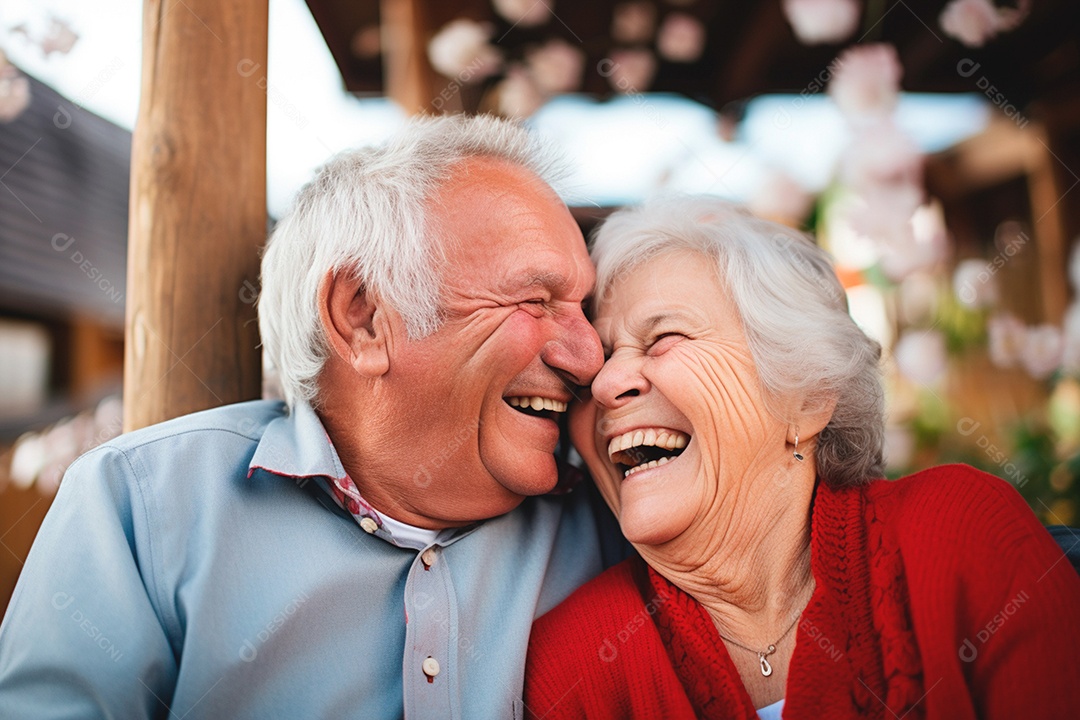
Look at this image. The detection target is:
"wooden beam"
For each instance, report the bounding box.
[380,0,439,114]
[124,0,267,431]
[1027,125,1071,324]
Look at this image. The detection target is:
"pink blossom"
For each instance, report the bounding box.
[987,313,1026,369]
[828,43,902,119]
[1022,324,1064,380]
[657,13,706,63]
[841,121,923,190]
[605,49,657,93]
[1061,303,1080,376]
[40,18,79,57]
[527,39,585,95]
[953,258,999,309]
[894,330,948,386]
[496,65,545,119]
[748,171,813,225]
[611,2,657,44]
[782,0,861,45]
[492,0,553,27]
[939,0,1029,48]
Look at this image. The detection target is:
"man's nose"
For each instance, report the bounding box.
[540,310,604,387]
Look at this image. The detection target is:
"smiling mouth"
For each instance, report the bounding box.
[506,395,568,422]
[608,428,691,478]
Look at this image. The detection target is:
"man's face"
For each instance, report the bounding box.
[372,158,601,522]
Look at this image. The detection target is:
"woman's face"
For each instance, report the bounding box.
[570,249,787,546]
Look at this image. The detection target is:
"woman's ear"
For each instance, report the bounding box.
[789,392,839,445]
[317,270,391,378]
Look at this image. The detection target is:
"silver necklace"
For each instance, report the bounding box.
[715,611,803,677]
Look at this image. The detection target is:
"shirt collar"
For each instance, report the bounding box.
[248,401,478,549]
[248,401,348,482]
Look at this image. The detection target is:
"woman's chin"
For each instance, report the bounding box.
[617,501,690,547]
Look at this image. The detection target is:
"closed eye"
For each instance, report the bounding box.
[647,332,685,355]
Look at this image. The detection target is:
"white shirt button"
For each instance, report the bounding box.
[421,548,437,568]
[359,517,378,534]
[422,656,440,678]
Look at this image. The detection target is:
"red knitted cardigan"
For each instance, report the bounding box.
[524,465,1080,719]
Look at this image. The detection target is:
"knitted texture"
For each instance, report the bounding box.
[524,465,1080,719]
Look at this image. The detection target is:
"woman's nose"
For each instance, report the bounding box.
[590,351,649,408]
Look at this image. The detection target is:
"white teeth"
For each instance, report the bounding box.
[507,396,567,413]
[606,428,692,460]
[624,455,673,478]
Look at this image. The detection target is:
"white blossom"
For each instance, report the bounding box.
[427,19,502,82]
[1021,324,1063,380]
[782,0,861,45]
[894,330,948,386]
[828,43,902,120]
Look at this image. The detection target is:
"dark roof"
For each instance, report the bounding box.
[0,70,130,328]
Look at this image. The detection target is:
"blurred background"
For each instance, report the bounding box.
[1,0,1078,614]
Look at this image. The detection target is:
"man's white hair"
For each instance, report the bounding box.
[259,115,561,407]
[591,196,885,487]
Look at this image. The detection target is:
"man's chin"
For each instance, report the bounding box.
[490,452,560,497]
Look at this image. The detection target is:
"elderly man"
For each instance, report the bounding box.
[0,116,618,718]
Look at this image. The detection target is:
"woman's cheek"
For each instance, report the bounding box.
[569,399,599,463]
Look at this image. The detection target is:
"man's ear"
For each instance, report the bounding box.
[317,270,391,378]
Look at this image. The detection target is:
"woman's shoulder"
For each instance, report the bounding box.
[864,463,1029,521]
[859,463,1054,567]
[532,555,649,646]
[525,556,676,718]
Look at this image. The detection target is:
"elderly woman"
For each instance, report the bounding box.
[524,197,1080,719]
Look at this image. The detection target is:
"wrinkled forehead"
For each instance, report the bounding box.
[428,157,594,293]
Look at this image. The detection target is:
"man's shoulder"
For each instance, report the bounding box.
[99,399,287,454]
[65,400,288,495]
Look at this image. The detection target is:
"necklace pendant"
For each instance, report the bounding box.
[759,653,773,676]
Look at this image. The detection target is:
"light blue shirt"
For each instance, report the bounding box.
[0,400,615,719]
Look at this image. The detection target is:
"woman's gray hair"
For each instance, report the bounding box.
[259,115,561,407]
[591,196,885,487]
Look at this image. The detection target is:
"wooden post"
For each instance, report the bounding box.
[381,0,438,114]
[124,0,267,431]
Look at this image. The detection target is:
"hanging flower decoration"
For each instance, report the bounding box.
[782,0,861,45]
[939,0,1030,48]
[826,43,948,283]
[828,43,902,121]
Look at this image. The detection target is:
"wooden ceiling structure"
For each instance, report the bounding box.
[304,0,1080,116]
